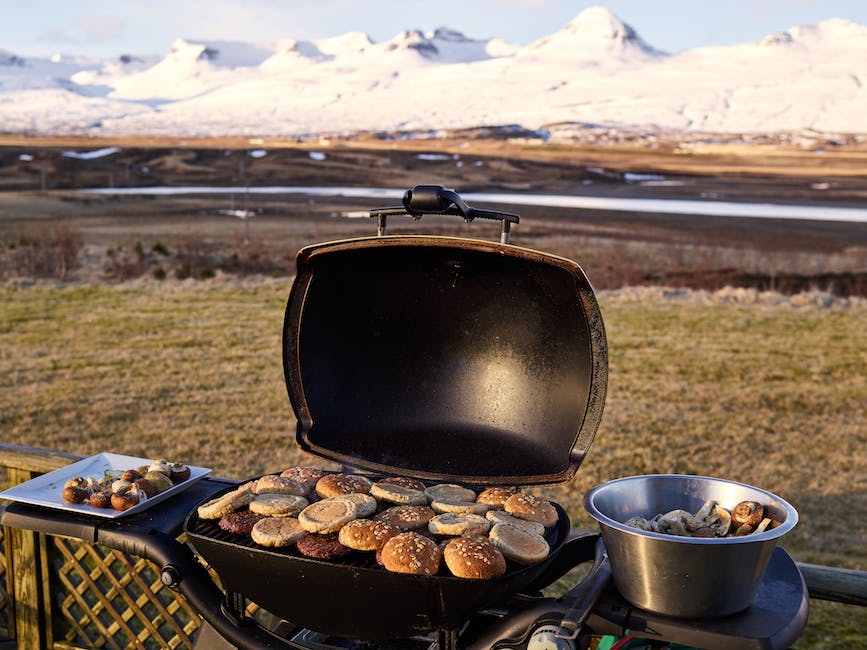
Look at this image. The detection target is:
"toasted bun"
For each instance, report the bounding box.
[279,466,325,493]
[503,493,559,528]
[489,523,550,564]
[374,505,436,531]
[253,474,307,496]
[377,476,426,492]
[251,516,306,547]
[380,532,441,575]
[315,473,373,498]
[330,493,377,517]
[338,519,401,551]
[476,487,518,509]
[431,499,490,515]
[443,537,507,579]
[249,494,308,517]
[485,510,546,536]
[428,512,491,537]
[298,498,358,533]
[424,483,476,503]
[196,486,254,520]
[370,482,428,505]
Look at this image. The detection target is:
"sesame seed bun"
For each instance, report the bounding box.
[337,518,401,551]
[443,537,507,579]
[476,486,518,509]
[315,473,373,498]
[380,532,441,575]
[503,493,559,528]
[370,482,428,505]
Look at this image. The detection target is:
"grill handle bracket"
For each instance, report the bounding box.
[370,184,519,244]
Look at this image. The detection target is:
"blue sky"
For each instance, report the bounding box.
[3,0,867,59]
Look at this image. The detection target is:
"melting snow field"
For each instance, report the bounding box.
[80,186,867,223]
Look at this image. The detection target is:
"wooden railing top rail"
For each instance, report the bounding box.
[0,443,82,476]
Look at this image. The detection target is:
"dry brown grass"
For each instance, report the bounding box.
[0,280,864,646]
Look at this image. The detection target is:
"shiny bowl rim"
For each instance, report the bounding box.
[583,473,798,545]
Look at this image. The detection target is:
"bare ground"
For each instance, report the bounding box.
[1,137,866,295]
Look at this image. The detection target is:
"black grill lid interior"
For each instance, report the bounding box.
[283,236,607,485]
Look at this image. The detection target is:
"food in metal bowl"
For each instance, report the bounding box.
[625,499,781,538]
[584,474,798,618]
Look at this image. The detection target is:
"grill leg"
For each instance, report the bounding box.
[437,628,460,650]
[192,620,237,650]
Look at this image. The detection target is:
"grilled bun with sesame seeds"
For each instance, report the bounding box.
[476,486,518,509]
[253,474,307,496]
[503,492,559,528]
[370,482,428,505]
[338,519,401,551]
[279,466,325,494]
[315,473,373,498]
[374,505,436,531]
[377,476,426,491]
[443,537,507,579]
[380,532,441,575]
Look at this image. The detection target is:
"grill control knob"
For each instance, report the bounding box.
[160,565,181,589]
[527,624,576,650]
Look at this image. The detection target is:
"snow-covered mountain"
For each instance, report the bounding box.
[0,6,864,138]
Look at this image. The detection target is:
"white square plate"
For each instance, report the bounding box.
[0,452,211,518]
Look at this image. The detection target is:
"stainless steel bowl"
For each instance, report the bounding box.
[583,474,798,618]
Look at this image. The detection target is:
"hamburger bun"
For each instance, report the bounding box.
[443,537,507,579]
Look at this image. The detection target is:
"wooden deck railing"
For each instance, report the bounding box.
[1,442,865,649]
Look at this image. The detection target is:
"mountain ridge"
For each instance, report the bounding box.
[1,6,865,138]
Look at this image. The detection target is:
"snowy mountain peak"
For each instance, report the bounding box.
[315,31,373,57]
[790,17,867,44]
[386,29,439,57]
[428,27,470,42]
[168,38,272,68]
[529,6,662,58]
[565,6,634,39]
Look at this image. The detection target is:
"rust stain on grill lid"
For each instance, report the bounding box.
[283,235,607,486]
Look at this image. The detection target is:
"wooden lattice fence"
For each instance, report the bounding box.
[51,537,201,649]
[0,444,212,649]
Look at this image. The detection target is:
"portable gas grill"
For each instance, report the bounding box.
[1,186,809,649]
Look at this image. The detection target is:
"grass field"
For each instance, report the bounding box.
[1,279,865,647]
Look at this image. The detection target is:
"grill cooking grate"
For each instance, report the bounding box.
[187,510,562,575]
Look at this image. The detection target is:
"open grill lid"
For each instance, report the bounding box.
[282,186,607,485]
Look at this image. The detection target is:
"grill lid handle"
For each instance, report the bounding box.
[370,184,519,244]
